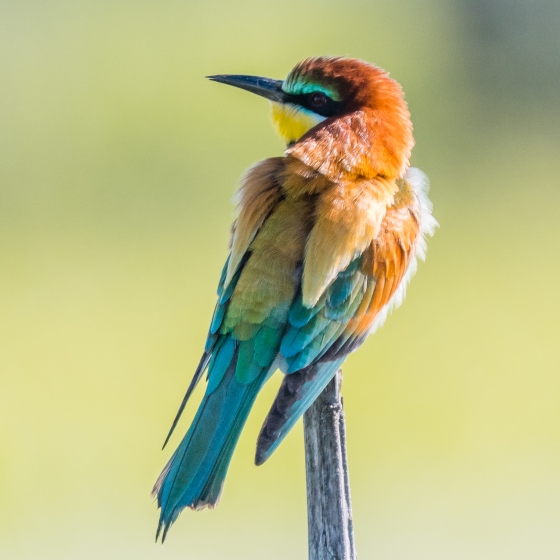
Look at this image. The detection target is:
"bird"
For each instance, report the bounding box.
[152,56,437,541]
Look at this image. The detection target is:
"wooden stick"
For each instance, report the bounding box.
[304,370,356,560]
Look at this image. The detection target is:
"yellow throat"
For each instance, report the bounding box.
[270,102,326,145]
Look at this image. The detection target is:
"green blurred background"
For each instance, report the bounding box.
[1,0,559,558]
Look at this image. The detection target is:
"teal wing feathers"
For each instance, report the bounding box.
[161,254,247,449]
[256,253,376,464]
[280,254,375,373]
[256,173,431,463]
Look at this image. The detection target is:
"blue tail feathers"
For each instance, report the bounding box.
[153,356,270,541]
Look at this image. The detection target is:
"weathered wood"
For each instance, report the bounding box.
[304,370,356,560]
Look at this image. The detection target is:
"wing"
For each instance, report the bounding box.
[256,168,437,463]
[161,157,309,446]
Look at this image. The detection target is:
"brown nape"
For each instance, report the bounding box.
[285,57,414,181]
[286,56,410,114]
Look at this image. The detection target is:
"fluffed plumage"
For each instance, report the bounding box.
[153,56,437,541]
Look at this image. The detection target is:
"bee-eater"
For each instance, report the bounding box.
[153,56,437,540]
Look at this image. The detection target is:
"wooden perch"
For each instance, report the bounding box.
[304,370,356,560]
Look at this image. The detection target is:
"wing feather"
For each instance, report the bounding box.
[256,170,435,461]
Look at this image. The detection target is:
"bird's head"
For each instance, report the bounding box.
[208,56,414,180]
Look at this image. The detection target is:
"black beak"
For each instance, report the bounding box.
[207,74,288,103]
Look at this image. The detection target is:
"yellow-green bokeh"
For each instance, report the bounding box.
[1,1,560,558]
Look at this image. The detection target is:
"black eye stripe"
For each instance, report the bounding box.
[299,92,344,117]
[282,90,344,118]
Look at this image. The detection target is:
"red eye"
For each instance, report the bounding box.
[310,92,327,107]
